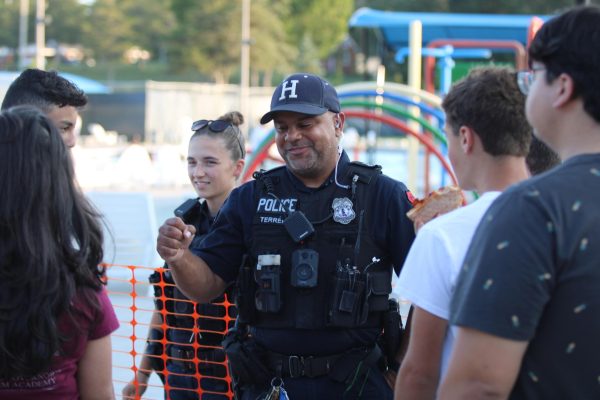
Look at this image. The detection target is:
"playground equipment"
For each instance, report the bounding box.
[423,39,527,93]
[348,8,549,95]
[397,45,493,95]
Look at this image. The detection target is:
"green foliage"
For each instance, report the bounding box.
[4,0,600,84]
[120,0,176,61]
[83,0,132,62]
[295,33,322,74]
[57,61,209,83]
[286,0,354,60]
[168,0,239,83]
[46,0,87,44]
[0,1,20,50]
[250,0,297,83]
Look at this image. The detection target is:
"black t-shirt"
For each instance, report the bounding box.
[451,153,600,399]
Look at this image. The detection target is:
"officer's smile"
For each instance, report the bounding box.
[285,145,312,157]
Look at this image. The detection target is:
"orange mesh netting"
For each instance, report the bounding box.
[105,263,235,400]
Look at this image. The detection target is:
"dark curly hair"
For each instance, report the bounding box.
[0,106,105,379]
[1,69,88,112]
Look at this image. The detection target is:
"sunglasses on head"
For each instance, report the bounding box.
[191,119,231,132]
[191,119,245,158]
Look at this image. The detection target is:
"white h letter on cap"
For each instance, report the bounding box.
[279,80,299,100]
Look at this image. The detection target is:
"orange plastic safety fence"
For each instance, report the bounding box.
[104,263,235,400]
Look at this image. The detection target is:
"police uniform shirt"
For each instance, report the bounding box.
[191,151,415,354]
[188,199,213,248]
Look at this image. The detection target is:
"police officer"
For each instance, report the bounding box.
[157,73,415,399]
[124,112,246,399]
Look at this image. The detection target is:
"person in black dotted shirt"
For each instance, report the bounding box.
[441,6,600,399]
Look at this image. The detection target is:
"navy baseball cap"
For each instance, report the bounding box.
[260,73,340,124]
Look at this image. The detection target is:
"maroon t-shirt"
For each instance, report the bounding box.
[0,288,119,399]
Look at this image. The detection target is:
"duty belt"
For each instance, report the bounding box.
[267,352,341,378]
[266,345,384,379]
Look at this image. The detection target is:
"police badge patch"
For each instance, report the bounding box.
[332,197,355,224]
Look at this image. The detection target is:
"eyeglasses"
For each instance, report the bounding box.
[191,119,245,158]
[517,67,546,95]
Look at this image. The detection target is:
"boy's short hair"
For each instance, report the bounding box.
[442,67,531,157]
[1,69,87,112]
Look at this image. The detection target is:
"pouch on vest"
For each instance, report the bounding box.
[254,254,282,313]
[329,267,367,327]
[222,324,272,391]
[366,270,392,311]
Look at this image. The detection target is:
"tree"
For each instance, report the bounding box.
[0,1,20,50]
[46,0,88,45]
[249,0,297,85]
[294,33,322,74]
[169,0,239,83]
[286,0,354,61]
[82,0,132,64]
[120,0,175,62]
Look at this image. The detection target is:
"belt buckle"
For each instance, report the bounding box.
[288,355,303,378]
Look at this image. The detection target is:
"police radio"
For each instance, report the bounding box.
[283,211,315,243]
[174,198,200,220]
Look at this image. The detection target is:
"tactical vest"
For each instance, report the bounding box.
[150,200,235,348]
[239,162,393,330]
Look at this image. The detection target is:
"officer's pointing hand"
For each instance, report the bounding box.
[157,217,196,263]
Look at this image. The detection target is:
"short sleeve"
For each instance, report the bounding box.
[192,184,252,284]
[90,288,120,340]
[396,225,454,320]
[450,189,556,341]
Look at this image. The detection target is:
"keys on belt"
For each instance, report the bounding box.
[264,377,289,400]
